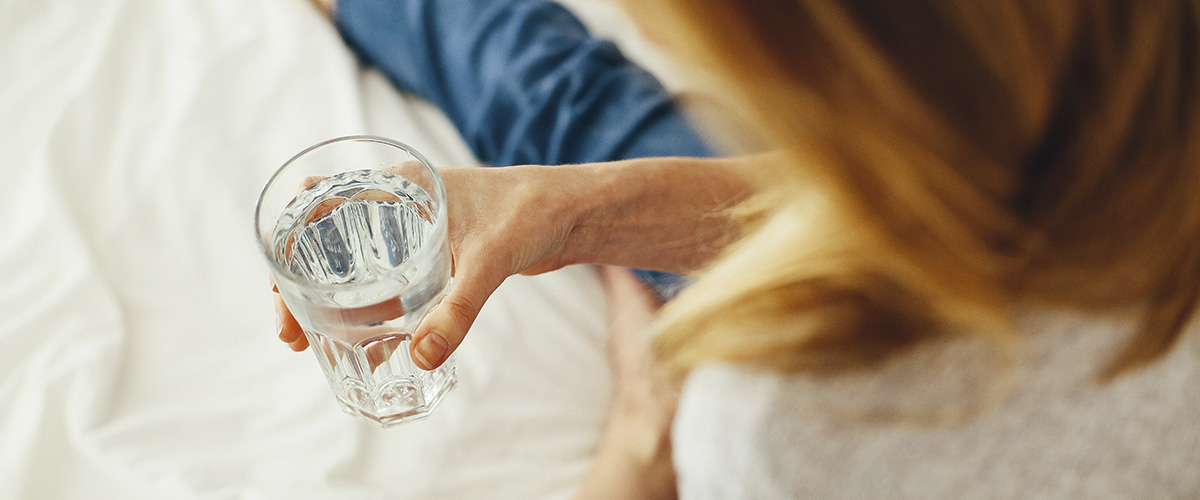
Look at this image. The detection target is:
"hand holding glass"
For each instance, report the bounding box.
[255,136,456,426]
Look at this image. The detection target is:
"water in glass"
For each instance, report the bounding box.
[272,169,454,426]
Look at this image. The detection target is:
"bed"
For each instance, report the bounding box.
[0,0,680,498]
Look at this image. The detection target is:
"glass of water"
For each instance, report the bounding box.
[255,136,456,426]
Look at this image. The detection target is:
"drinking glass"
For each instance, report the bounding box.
[255,136,456,426]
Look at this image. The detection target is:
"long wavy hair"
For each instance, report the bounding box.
[622,0,1200,380]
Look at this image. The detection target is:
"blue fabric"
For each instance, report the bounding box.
[334,0,708,299]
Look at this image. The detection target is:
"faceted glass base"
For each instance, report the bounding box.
[308,331,457,426]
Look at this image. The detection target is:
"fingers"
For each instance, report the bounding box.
[270,176,322,353]
[383,160,428,176]
[289,334,309,352]
[410,264,504,370]
[275,293,308,351]
[300,176,324,190]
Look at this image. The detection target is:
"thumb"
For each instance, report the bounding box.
[411,263,503,370]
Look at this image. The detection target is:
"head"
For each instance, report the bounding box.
[621,0,1200,379]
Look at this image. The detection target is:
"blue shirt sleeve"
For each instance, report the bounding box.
[334,0,706,298]
[333,0,713,166]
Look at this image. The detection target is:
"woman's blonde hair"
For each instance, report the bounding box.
[624,0,1200,380]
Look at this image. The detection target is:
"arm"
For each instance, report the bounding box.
[277,156,752,355]
[410,156,754,370]
[273,162,722,498]
[547,157,750,274]
[333,0,713,166]
[572,267,680,500]
[573,371,677,500]
[334,0,715,300]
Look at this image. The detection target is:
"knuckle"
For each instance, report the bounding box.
[441,294,479,328]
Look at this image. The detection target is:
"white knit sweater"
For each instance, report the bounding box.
[672,310,1200,499]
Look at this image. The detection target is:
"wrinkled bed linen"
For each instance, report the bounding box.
[0,0,658,498]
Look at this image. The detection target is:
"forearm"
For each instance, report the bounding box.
[574,430,676,500]
[560,156,755,273]
[335,0,712,167]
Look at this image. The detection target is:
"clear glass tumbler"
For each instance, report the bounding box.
[255,136,456,426]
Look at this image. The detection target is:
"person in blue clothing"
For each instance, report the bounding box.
[277,1,738,497]
[332,0,716,300]
[281,0,1200,499]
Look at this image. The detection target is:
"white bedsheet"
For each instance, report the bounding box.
[0,1,660,498]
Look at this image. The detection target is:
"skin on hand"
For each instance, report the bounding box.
[274,157,754,373]
[407,165,586,369]
[272,164,583,362]
[273,282,308,351]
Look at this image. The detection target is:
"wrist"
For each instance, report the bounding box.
[563,156,753,272]
[558,158,677,269]
[547,161,638,268]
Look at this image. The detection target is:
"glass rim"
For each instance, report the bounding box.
[253,135,449,292]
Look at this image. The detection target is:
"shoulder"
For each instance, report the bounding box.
[671,313,1200,500]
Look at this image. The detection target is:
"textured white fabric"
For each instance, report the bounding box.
[0,0,656,498]
[673,311,1200,499]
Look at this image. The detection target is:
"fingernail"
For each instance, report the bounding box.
[413,332,448,369]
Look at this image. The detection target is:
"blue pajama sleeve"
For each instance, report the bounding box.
[335,0,709,299]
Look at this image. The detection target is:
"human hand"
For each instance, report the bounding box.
[276,156,752,371]
[405,165,588,369]
[275,164,590,366]
[573,266,677,500]
[603,266,675,438]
